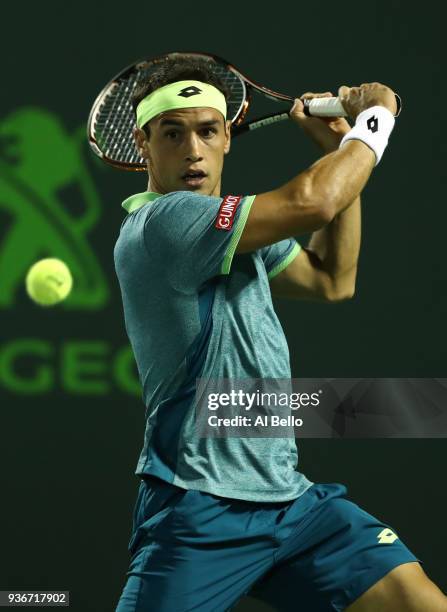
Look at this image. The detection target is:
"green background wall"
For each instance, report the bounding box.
[1,1,445,610]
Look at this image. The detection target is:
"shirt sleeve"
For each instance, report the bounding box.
[143,191,255,291]
[259,238,302,280]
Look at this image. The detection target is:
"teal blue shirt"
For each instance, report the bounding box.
[114,190,313,502]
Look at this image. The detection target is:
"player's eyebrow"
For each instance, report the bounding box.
[159,118,220,128]
[197,120,220,127]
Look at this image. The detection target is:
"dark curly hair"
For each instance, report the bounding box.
[132,56,230,136]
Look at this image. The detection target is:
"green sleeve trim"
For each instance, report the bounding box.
[267,243,301,280]
[220,195,256,275]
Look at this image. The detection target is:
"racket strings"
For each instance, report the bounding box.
[96,73,142,165]
[211,66,246,120]
[91,57,247,168]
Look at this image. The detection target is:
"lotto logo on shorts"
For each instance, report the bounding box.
[215,195,242,231]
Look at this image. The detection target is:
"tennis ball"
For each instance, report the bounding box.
[25,258,73,306]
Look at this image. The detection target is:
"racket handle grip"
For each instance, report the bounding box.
[303,94,402,118]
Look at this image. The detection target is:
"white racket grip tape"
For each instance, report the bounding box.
[303,94,402,118]
[339,106,395,166]
[303,97,347,117]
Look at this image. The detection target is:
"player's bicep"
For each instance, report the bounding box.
[269,247,335,301]
[235,186,329,254]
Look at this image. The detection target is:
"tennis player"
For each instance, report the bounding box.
[114,57,447,611]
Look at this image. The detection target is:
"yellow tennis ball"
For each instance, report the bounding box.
[25,258,73,306]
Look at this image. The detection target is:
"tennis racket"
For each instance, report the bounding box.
[87,51,402,172]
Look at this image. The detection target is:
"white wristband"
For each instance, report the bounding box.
[339,106,396,166]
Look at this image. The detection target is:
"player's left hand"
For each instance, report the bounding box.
[290,92,351,153]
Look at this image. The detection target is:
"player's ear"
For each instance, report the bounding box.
[134,126,150,160]
[223,119,231,155]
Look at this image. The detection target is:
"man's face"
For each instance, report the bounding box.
[134,107,231,197]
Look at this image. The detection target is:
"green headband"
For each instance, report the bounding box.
[136,80,227,129]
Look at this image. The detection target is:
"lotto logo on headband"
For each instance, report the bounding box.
[215,195,242,231]
[178,86,202,98]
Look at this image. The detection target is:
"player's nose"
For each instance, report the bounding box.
[184,132,203,161]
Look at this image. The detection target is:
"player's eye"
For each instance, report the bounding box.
[165,130,180,139]
[201,127,217,138]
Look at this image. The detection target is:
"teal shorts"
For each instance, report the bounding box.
[116,477,420,611]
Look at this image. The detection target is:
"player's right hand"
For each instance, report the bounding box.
[338,83,397,119]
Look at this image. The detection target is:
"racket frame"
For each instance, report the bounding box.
[87,51,297,171]
[87,51,400,171]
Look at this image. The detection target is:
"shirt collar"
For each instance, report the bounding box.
[121,191,162,213]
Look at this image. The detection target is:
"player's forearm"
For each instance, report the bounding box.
[306,196,361,298]
[287,141,375,224]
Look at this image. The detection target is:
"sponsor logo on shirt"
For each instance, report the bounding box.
[377,528,399,544]
[215,195,242,231]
